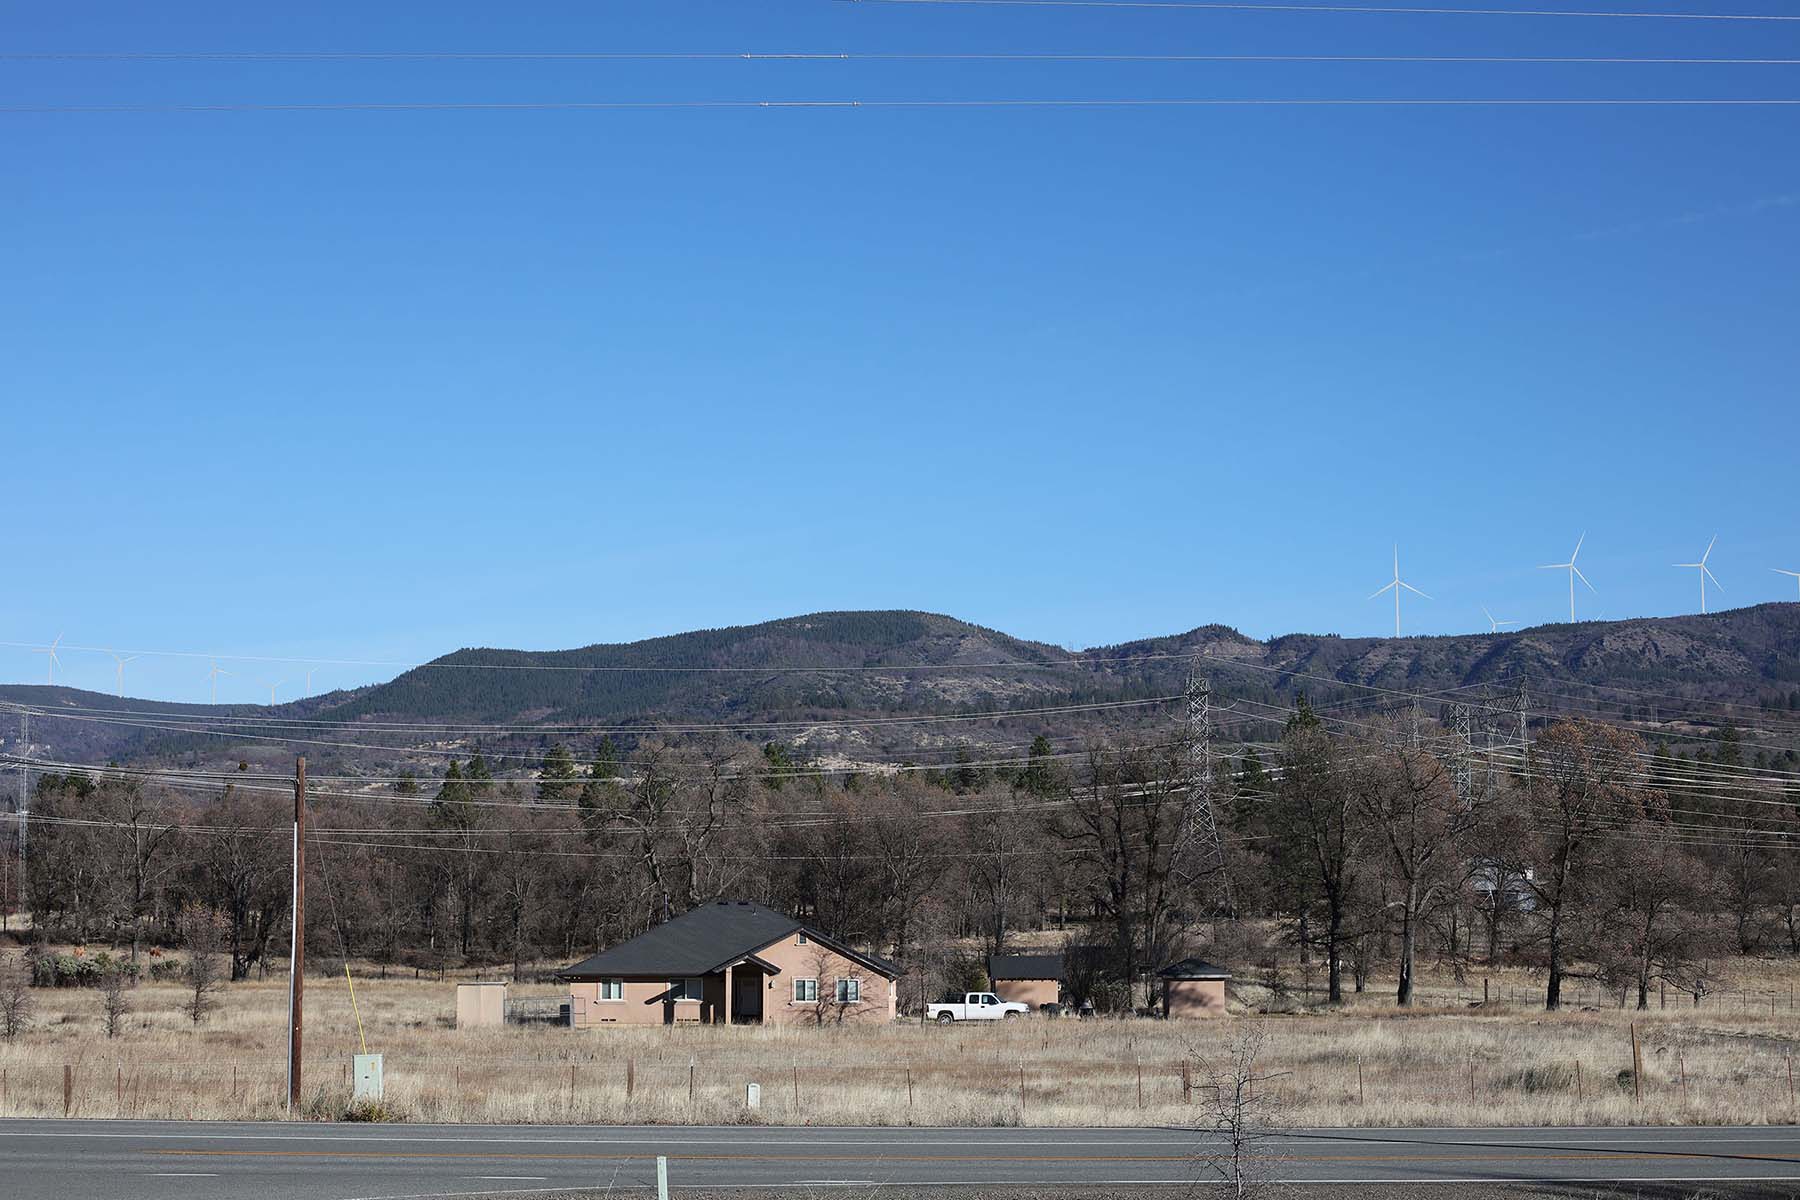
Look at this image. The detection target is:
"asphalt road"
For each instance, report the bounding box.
[4,1119,1800,1198]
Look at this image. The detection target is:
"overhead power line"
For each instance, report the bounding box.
[848,0,1800,22]
[9,50,1800,64]
[7,98,1800,115]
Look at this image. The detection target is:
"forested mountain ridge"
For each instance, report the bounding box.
[4,604,1798,773]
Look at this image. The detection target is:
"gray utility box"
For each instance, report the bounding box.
[353,1054,384,1102]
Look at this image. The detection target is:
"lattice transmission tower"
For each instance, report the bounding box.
[1184,670,1232,912]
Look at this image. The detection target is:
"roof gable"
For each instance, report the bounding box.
[1158,957,1232,981]
[560,900,802,979]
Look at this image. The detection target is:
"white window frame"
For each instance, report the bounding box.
[793,977,819,1003]
[599,979,624,1001]
[668,977,703,1002]
[797,932,809,945]
[835,977,861,1005]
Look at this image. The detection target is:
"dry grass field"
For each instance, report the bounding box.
[7,957,1800,1128]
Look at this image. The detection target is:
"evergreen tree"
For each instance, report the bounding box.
[538,744,578,801]
[1019,734,1060,798]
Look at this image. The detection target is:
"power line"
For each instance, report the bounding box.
[9,50,1800,64]
[850,0,1800,21]
[7,97,1800,115]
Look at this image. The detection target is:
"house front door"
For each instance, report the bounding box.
[733,973,764,1023]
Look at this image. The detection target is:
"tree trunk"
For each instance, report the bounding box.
[1326,905,1343,1005]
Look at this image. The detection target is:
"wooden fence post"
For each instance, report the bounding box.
[1468,1057,1475,1101]
[1182,1059,1193,1105]
[1019,1069,1026,1119]
[1787,1055,1794,1108]
[1575,1059,1583,1102]
[687,1062,695,1109]
[792,1065,799,1110]
[1679,1052,1687,1104]
[63,1064,72,1117]
[906,1067,913,1109]
[626,1057,635,1101]
[1136,1062,1144,1109]
[1357,1058,1365,1105]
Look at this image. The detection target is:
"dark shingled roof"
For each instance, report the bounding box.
[987,953,1064,982]
[559,899,900,981]
[1158,957,1233,981]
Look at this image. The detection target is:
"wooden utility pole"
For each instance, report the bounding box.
[1629,1022,1642,1101]
[287,757,306,1116]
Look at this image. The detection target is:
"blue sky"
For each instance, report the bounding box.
[3,1,1797,703]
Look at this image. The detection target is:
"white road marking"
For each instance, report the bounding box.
[469,1176,548,1181]
[147,1172,220,1177]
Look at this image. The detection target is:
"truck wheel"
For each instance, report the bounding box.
[1003,1011,1020,1020]
[936,1012,955,1024]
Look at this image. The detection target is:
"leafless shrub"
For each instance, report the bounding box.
[0,952,32,1041]
[1191,1027,1289,1199]
[97,968,132,1038]
[179,903,228,1026]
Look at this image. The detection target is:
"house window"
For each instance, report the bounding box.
[794,978,818,1003]
[599,979,623,1001]
[668,978,703,1001]
[797,932,808,945]
[836,978,861,1004]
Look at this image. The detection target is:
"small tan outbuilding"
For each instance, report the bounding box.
[1158,958,1231,1018]
[456,981,507,1028]
[986,954,1063,1011]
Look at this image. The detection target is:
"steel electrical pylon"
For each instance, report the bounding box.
[1184,670,1231,912]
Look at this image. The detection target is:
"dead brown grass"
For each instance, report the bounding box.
[4,960,1799,1128]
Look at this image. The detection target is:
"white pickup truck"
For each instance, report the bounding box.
[927,991,1031,1023]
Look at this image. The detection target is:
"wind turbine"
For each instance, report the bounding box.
[1538,534,1596,622]
[264,680,287,707]
[110,653,139,698]
[32,634,64,684]
[207,659,231,704]
[1480,606,1517,634]
[1674,536,1723,614]
[1369,545,1431,637]
[1774,568,1800,600]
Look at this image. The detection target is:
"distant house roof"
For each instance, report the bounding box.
[987,953,1064,982]
[559,899,899,981]
[1158,958,1233,981]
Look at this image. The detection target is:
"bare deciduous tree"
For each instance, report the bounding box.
[1192,1028,1289,1199]
[179,903,227,1025]
[0,952,32,1042]
[97,968,132,1038]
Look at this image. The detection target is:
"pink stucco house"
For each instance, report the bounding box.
[560,899,900,1028]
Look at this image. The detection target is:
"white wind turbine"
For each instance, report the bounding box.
[110,653,139,698]
[33,634,64,684]
[1369,545,1431,637]
[1539,534,1596,622]
[264,679,287,707]
[207,659,231,704]
[1674,536,1724,614]
[1773,568,1800,600]
[1481,606,1517,634]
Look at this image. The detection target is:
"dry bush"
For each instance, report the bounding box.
[0,953,32,1042]
[96,970,131,1039]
